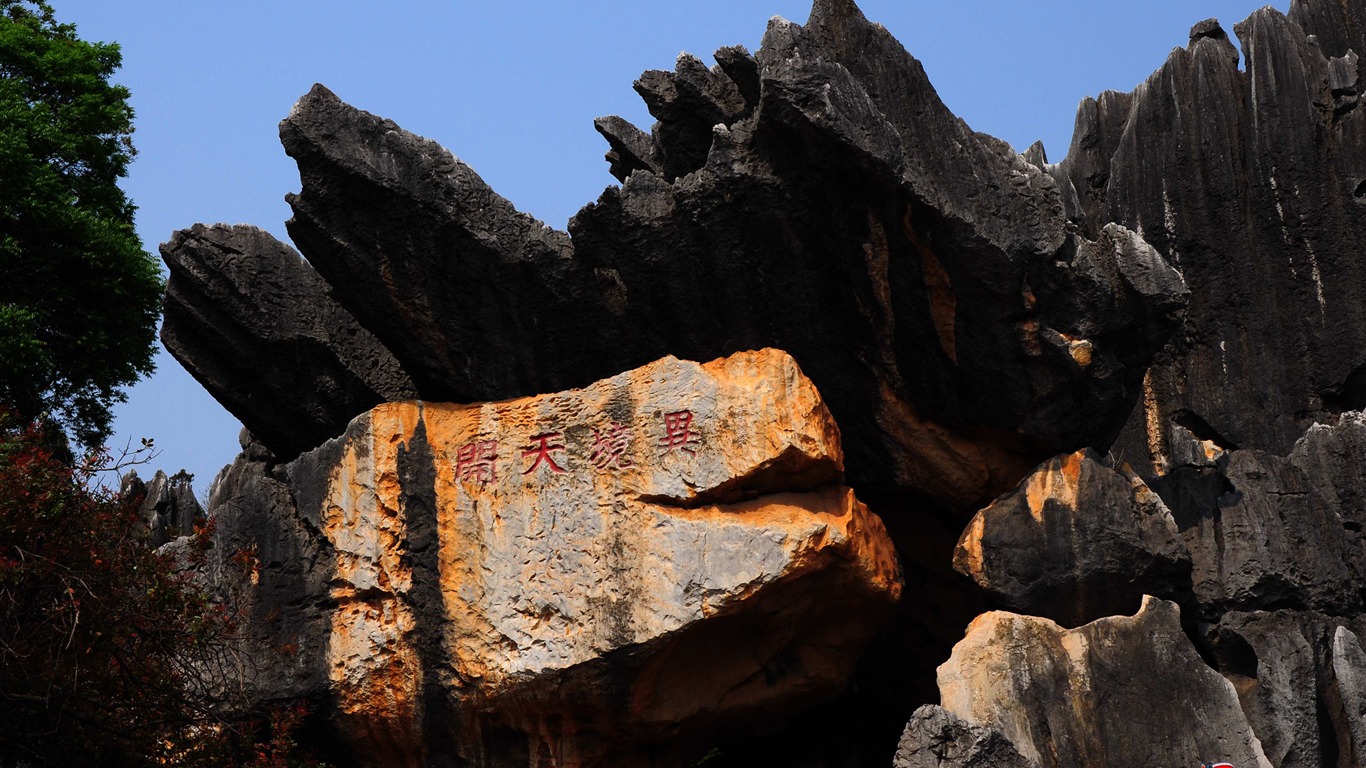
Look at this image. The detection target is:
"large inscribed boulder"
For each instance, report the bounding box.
[202,348,901,767]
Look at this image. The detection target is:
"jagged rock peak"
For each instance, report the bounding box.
[1064,1,1366,473]
[160,222,416,461]
[168,1,1187,511]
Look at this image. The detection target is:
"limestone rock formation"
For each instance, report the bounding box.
[893,705,1038,768]
[953,450,1190,626]
[1202,610,1366,768]
[161,223,416,460]
[197,349,900,767]
[1058,4,1366,470]
[156,0,1366,765]
[160,0,1190,510]
[937,5,1366,763]
[119,468,206,548]
[938,597,1273,768]
[1131,413,1366,620]
[956,419,1366,624]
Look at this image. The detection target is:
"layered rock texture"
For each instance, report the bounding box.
[161,223,416,459]
[1058,6,1366,468]
[158,0,1366,766]
[119,468,206,548]
[196,350,900,766]
[163,2,1188,509]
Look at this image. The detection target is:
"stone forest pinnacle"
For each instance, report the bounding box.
[155,0,1366,765]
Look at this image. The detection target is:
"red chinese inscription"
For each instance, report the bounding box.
[589,421,635,470]
[522,432,568,474]
[456,439,498,485]
[658,410,700,456]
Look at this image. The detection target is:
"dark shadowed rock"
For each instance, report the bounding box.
[593,115,661,182]
[161,223,415,460]
[194,449,335,708]
[954,449,1190,627]
[893,705,1037,768]
[1182,449,1359,616]
[939,597,1272,768]
[262,3,1185,508]
[1061,3,1366,472]
[279,84,585,407]
[1289,0,1366,65]
[1201,610,1366,768]
[1139,414,1366,619]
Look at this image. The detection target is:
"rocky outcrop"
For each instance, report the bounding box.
[893,705,1037,768]
[957,417,1366,625]
[1057,4,1366,471]
[939,597,1273,768]
[119,468,206,548]
[953,450,1190,626]
[156,0,1190,510]
[199,349,900,767]
[934,6,1366,762]
[1201,610,1366,768]
[157,0,1366,766]
[1121,414,1366,620]
[161,223,416,460]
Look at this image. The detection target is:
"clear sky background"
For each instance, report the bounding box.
[51,0,1282,496]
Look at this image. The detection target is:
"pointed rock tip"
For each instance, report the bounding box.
[808,0,868,26]
[1189,18,1227,43]
[286,83,341,122]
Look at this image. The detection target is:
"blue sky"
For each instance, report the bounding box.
[52,0,1280,494]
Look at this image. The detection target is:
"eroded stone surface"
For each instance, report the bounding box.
[893,705,1037,768]
[1202,610,1366,768]
[151,0,1192,510]
[953,450,1189,626]
[1140,414,1366,619]
[938,597,1272,768]
[1061,4,1366,472]
[202,349,900,767]
[161,223,415,460]
[120,468,206,548]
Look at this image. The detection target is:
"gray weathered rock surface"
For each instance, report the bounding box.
[161,0,1191,510]
[119,468,206,548]
[161,223,415,460]
[939,597,1272,768]
[954,449,1190,626]
[1061,5,1366,470]
[893,705,1037,768]
[1201,610,1366,768]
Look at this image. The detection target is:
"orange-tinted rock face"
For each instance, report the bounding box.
[952,449,1190,627]
[284,349,901,767]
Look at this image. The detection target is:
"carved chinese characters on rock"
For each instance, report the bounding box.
[658,410,699,456]
[589,421,634,471]
[521,432,568,475]
[456,439,498,486]
[452,408,704,488]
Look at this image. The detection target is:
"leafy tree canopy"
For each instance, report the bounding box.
[0,0,161,448]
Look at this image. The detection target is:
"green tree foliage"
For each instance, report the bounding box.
[0,0,161,448]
